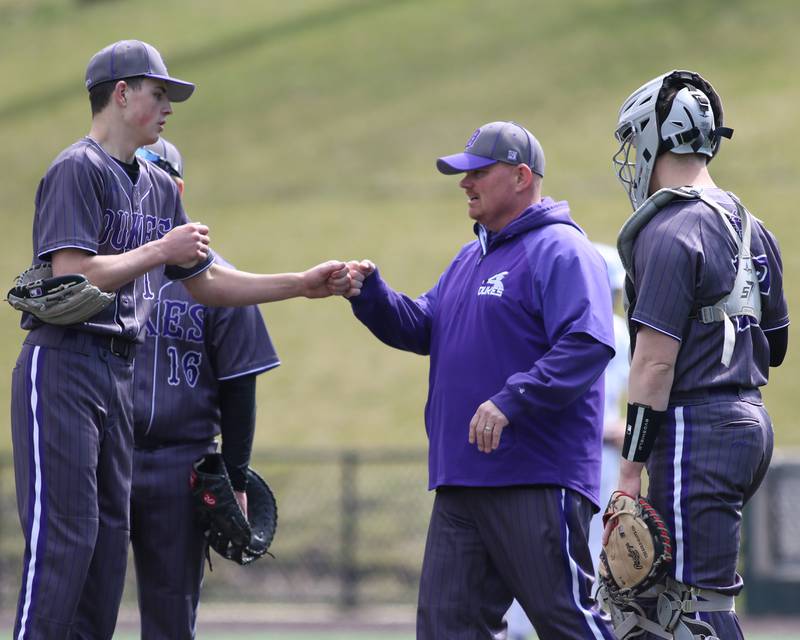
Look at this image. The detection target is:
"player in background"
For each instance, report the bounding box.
[605,70,789,638]
[589,243,629,562]
[345,121,617,639]
[504,243,629,640]
[10,39,349,639]
[130,139,279,639]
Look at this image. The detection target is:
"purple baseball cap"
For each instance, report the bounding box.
[85,40,195,102]
[436,121,545,177]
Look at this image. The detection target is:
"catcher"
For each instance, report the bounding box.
[600,69,789,640]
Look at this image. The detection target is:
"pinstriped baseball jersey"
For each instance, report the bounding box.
[629,188,789,392]
[133,255,279,446]
[22,136,212,338]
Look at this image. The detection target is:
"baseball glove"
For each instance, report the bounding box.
[6,262,115,325]
[598,491,673,600]
[190,453,278,566]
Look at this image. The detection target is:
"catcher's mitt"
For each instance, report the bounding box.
[6,262,115,325]
[598,491,673,601]
[190,453,278,566]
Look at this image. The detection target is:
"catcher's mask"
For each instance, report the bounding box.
[612,70,734,210]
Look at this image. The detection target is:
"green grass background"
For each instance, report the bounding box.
[0,0,798,452]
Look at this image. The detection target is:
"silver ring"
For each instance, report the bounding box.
[484,426,492,432]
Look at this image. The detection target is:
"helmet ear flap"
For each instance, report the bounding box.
[658,71,723,126]
[656,71,732,159]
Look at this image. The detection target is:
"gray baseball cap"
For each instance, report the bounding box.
[436,121,545,177]
[85,40,195,102]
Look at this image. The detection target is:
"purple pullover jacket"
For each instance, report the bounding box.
[350,198,615,506]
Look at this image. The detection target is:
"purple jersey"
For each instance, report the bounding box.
[133,256,279,446]
[23,137,212,340]
[630,188,789,392]
[351,198,616,505]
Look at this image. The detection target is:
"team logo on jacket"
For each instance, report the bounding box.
[478,271,509,297]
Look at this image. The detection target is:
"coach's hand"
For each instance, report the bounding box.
[469,400,509,453]
[344,259,376,298]
[302,260,350,298]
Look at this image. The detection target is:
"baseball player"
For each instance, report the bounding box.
[346,121,617,639]
[130,139,279,639]
[589,243,629,564]
[605,70,789,638]
[10,39,348,639]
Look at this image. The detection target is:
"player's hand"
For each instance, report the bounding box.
[601,460,644,545]
[344,259,376,298]
[235,490,248,519]
[159,222,210,267]
[301,260,350,298]
[468,400,509,453]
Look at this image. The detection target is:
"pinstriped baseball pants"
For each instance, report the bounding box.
[11,332,134,639]
[639,387,773,639]
[131,440,217,639]
[416,486,615,639]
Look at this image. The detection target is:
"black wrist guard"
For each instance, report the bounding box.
[622,403,666,462]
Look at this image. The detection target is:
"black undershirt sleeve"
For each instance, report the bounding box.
[219,374,257,491]
[766,326,788,367]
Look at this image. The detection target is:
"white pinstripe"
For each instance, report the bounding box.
[672,406,686,582]
[17,346,43,640]
[561,489,608,639]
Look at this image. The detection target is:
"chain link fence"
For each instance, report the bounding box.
[3,449,799,618]
[744,451,800,615]
[0,448,433,614]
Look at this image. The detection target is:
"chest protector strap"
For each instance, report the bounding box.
[617,187,762,367]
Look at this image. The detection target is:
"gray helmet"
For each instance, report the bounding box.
[136,137,183,178]
[612,70,733,210]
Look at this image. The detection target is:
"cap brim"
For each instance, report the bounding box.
[436,152,496,175]
[147,74,195,102]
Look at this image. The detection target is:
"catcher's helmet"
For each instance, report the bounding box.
[612,70,733,210]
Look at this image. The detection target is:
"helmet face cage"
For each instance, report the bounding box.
[612,73,667,210]
[612,70,726,211]
[612,125,637,209]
